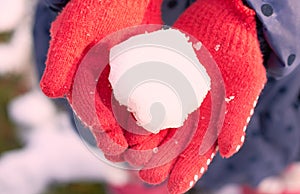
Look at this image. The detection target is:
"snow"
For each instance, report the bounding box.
[0,0,26,32]
[0,90,129,194]
[0,0,35,75]
[109,28,211,133]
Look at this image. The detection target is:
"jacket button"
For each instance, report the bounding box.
[261,4,273,17]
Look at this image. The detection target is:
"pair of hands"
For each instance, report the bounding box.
[41,0,266,193]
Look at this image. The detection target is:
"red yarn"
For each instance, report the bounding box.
[40,0,266,193]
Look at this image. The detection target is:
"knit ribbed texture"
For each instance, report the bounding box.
[173,0,266,158]
[142,0,163,24]
[40,0,164,156]
[40,0,150,97]
[165,0,266,192]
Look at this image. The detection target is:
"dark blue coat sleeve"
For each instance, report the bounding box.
[162,0,195,25]
[246,0,300,79]
[33,1,58,80]
[44,0,69,12]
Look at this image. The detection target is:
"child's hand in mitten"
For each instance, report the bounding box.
[123,0,267,193]
[40,0,163,155]
[41,0,162,97]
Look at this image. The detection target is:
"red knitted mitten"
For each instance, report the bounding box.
[40,0,163,155]
[133,0,267,193]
